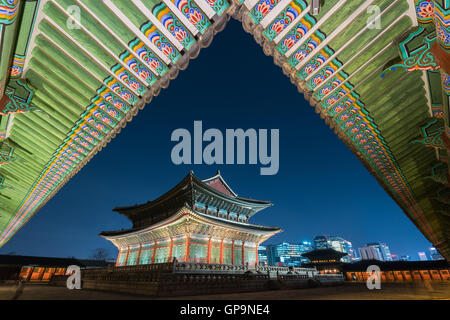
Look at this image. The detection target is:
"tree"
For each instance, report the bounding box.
[90,248,110,261]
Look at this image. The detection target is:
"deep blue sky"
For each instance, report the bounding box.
[0,20,432,260]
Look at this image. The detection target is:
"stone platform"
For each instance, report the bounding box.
[49,262,344,297]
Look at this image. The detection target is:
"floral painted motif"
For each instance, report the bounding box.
[326,92,360,115]
[86,116,111,134]
[250,0,282,24]
[97,86,131,114]
[415,0,435,24]
[104,76,138,106]
[436,25,450,48]
[77,131,96,144]
[286,31,324,67]
[173,0,210,34]
[441,72,450,95]
[264,0,306,41]
[314,72,349,100]
[328,98,359,118]
[68,141,88,156]
[205,0,229,16]
[306,59,342,90]
[9,54,24,79]
[92,107,117,128]
[73,135,93,151]
[111,64,146,97]
[81,124,103,140]
[129,39,168,77]
[153,3,195,50]
[432,2,450,50]
[91,96,124,121]
[120,52,158,87]
[297,46,333,80]
[141,21,180,63]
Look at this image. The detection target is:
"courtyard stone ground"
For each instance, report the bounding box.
[0,281,448,300]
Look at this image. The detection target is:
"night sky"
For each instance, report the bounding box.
[0,20,432,260]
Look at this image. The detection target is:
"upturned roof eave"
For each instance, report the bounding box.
[112,171,272,216]
[100,206,282,239]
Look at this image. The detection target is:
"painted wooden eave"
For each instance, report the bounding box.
[0,0,448,260]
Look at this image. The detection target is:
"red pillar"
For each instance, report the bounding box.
[136,245,142,265]
[185,236,190,262]
[242,242,245,266]
[231,240,235,264]
[168,238,174,262]
[255,245,259,267]
[220,239,224,264]
[151,242,157,264]
[116,251,122,266]
[124,247,130,266]
[207,238,212,263]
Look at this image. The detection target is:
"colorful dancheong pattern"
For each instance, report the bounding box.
[141,21,181,63]
[153,3,195,50]
[263,0,306,41]
[171,0,211,34]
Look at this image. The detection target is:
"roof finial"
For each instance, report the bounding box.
[216,169,220,176]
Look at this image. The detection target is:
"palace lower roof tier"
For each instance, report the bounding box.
[101,206,281,245]
[0,0,448,260]
[100,206,282,265]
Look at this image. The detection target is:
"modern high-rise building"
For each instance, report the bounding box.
[313,236,354,262]
[352,249,361,262]
[299,241,314,256]
[257,245,268,266]
[330,237,354,263]
[400,255,411,261]
[418,252,428,261]
[313,236,330,249]
[266,241,313,267]
[366,243,393,261]
[358,246,381,260]
[428,247,444,260]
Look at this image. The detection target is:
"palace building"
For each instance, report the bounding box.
[100,171,282,266]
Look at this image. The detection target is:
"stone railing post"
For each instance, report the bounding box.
[172,259,178,273]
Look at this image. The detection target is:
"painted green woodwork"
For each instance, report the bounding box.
[190,242,208,262]
[211,245,220,263]
[172,243,185,260]
[1,79,39,116]
[411,119,447,149]
[233,245,242,265]
[245,248,256,263]
[154,245,170,263]
[223,246,232,264]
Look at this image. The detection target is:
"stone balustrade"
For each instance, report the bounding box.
[172,261,318,276]
[173,261,249,274]
[48,262,343,297]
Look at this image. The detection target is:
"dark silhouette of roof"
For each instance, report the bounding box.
[342,259,449,271]
[302,248,348,261]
